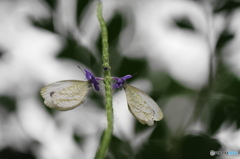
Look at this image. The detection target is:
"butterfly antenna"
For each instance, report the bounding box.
[78,66,85,75]
[132,72,138,77]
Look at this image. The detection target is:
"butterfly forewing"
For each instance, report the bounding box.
[123,84,163,126]
[40,80,90,111]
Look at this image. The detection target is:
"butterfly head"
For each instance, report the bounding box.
[112,75,132,89]
[84,69,100,91]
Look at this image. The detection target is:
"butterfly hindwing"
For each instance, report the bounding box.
[40,80,90,111]
[123,84,163,126]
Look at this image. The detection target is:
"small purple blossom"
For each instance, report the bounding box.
[84,69,101,91]
[112,75,132,89]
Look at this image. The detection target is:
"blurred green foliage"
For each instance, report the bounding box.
[209,64,240,134]
[57,36,99,72]
[173,17,195,31]
[107,135,135,159]
[1,0,239,158]
[0,96,16,112]
[0,147,36,159]
[73,132,84,146]
[31,16,55,33]
[76,0,89,25]
[43,0,57,10]
[214,0,240,13]
[215,29,235,54]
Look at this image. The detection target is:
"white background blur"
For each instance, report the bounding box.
[0,0,240,159]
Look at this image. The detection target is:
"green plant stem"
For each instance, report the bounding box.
[95,2,113,159]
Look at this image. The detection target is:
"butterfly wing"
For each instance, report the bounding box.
[40,80,90,111]
[123,84,163,126]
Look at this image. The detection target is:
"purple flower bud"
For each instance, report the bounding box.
[84,69,100,91]
[112,75,132,89]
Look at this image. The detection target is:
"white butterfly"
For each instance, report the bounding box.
[40,69,100,111]
[112,75,163,126]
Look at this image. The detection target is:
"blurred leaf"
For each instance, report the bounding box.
[135,137,168,159]
[150,71,171,94]
[76,0,89,26]
[149,71,194,102]
[0,96,16,112]
[107,14,125,45]
[0,147,36,159]
[175,134,221,159]
[150,122,168,140]
[0,47,5,59]
[107,135,134,159]
[214,65,240,100]
[134,109,167,134]
[96,13,125,55]
[216,29,234,53]
[88,91,105,109]
[73,132,84,145]
[30,17,55,33]
[44,106,55,116]
[214,0,240,13]
[163,77,194,98]
[57,36,99,72]
[208,103,227,135]
[116,57,147,78]
[173,17,195,31]
[135,123,168,159]
[42,0,57,10]
[109,49,124,74]
[136,142,168,159]
[209,99,240,134]
[134,121,149,133]
[209,65,240,133]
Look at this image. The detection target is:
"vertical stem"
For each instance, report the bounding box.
[95,1,113,159]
